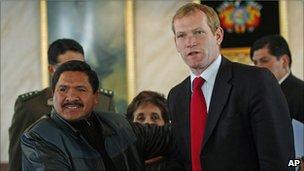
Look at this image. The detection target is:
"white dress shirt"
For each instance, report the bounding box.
[190,55,222,112]
[278,70,290,85]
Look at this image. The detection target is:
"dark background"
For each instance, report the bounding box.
[201,1,280,48]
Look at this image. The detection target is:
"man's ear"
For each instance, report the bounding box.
[174,36,180,53]
[48,65,56,74]
[215,27,224,45]
[94,92,99,105]
[281,55,290,68]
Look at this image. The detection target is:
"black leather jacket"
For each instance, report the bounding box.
[21,110,172,170]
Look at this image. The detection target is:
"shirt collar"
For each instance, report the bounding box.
[278,70,290,84]
[190,54,222,90]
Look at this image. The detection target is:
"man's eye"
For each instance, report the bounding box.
[195,30,203,34]
[176,34,185,38]
[151,113,160,121]
[136,116,145,122]
[261,59,269,63]
[194,30,204,35]
[59,87,66,92]
[76,87,87,92]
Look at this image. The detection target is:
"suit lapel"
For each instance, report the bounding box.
[202,58,232,149]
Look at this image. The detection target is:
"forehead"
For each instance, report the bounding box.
[252,47,274,60]
[57,71,90,86]
[174,9,208,32]
[57,51,84,65]
[136,102,161,112]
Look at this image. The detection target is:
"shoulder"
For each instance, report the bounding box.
[22,114,66,147]
[228,60,274,82]
[231,60,264,75]
[286,74,304,87]
[24,114,54,134]
[98,88,114,97]
[17,90,43,103]
[281,74,304,97]
[16,88,50,105]
[95,111,135,132]
[96,111,126,124]
[95,111,135,137]
[169,77,190,95]
[14,88,51,113]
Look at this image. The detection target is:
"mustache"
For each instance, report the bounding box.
[62,100,84,108]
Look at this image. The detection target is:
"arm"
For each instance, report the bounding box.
[108,96,116,112]
[21,132,71,171]
[249,69,295,170]
[9,98,35,171]
[130,122,173,160]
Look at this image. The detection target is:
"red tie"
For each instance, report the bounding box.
[190,77,207,171]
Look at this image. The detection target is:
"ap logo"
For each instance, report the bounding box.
[288,159,301,167]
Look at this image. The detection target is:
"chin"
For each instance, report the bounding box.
[61,113,81,121]
[188,63,202,69]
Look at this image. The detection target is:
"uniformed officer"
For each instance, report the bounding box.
[8,39,115,171]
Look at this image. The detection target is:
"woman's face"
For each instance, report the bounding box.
[133,102,165,126]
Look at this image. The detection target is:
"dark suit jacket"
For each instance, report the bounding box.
[168,57,295,171]
[280,73,304,123]
[9,87,115,171]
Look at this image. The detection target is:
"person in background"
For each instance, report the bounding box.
[127,90,169,126]
[21,61,172,170]
[251,34,304,171]
[168,3,294,171]
[127,90,183,170]
[9,38,115,171]
[250,34,303,123]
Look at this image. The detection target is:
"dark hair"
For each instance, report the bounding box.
[126,91,169,123]
[51,60,99,93]
[48,39,84,65]
[250,35,292,67]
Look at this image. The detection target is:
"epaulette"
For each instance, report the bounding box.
[18,90,41,102]
[99,88,114,97]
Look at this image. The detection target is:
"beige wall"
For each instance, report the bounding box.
[1,1,303,162]
[134,0,190,96]
[1,1,41,162]
[287,1,303,79]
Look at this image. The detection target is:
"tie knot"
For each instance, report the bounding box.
[193,77,204,91]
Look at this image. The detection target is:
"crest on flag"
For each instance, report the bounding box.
[217,1,262,34]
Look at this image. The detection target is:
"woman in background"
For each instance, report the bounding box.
[127,90,169,126]
[126,90,183,171]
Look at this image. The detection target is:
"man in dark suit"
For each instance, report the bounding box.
[168,3,294,171]
[250,35,304,123]
[8,39,115,171]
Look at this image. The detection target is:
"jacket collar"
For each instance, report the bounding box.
[50,109,115,138]
[202,57,232,149]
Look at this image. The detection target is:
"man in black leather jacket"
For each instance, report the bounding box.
[9,38,115,171]
[21,60,173,171]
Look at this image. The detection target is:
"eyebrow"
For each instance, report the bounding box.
[58,85,67,88]
[57,84,88,89]
[135,113,143,116]
[258,56,270,60]
[176,27,203,34]
[76,85,88,89]
[193,27,203,31]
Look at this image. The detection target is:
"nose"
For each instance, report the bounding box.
[143,119,155,125]
[255,62,264,68]
[66,90,79,102]
[186,35,197,48]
